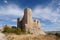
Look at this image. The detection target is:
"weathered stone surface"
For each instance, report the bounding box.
[17,8,46,35]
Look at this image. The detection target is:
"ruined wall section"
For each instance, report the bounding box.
[17,8,46,35]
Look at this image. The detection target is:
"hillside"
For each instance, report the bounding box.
[0,29,58,40]
[6,34,57,40]
[0,32,7,40]
[0,27,58,40]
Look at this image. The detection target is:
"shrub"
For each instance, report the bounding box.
[2,25,12,33]
[2,25,21,35]
[21,28,26,33]
[15,28,21,35]
[47,33,54,35]
[55,33,60,37]
[12,26,17,29]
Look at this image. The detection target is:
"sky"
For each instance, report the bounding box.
[0,0,60,31]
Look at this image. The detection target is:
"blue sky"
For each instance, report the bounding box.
[0,0,60,31]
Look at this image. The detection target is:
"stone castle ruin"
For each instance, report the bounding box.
[17,8,45,35]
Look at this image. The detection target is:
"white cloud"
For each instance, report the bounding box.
[41,22,60,31]
[34,6,60,24]
[32,5,60,24]
[4,0,8,4]
[11,19,17,22]
[0,4,24,17]
[0,3,60,24]
[0,4,60,24]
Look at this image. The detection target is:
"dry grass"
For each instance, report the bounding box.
[6,34,57,40]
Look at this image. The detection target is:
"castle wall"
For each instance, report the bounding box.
[17,8,46,35]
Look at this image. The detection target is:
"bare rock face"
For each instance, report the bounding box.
[17,8,46,35]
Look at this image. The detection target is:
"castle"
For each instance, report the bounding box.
[17,8,45,35]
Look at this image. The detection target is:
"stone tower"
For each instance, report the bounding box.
[17,8,46,35]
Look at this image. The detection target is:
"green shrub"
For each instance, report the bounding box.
[47,33,54,35]
[15,28,21,35]
[2,25,26,35]
[2,25,12,33]
[21,28,26,33]
[12,26,17,29]
[2,25,22,35]
[55,33,60,37]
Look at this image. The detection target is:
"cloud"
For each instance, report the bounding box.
[0,1,60,24]
[41,22,60,31]
[32,2,60,24]
[4,0,8,4]
[0,4,24,27]
[32,0,60,31]
[33,6,55,23]
[11,19,17,22]
[0,4,24,17]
